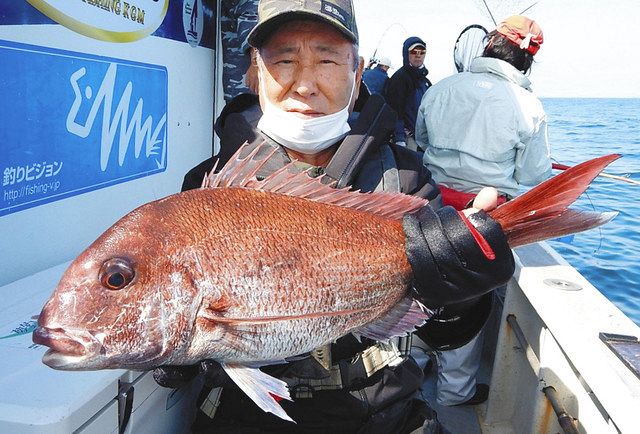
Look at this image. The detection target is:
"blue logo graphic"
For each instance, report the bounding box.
[0,320,38,340]
[1,40,168,216]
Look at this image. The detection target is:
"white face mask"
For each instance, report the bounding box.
[256,64,355,155]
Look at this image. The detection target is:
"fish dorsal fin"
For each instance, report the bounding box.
[221,362,294,422]
[353,296,433,342]
[202,142,429,220]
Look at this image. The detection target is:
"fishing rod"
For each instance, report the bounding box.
[552,162,640,186]
[368,22,406,68]
[481,0,496,26]
[519,1,540,15]
[479,0,540,27]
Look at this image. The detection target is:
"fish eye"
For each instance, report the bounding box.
[99,258,135,290]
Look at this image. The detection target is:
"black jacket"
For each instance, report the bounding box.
[183,94,439,202]
[385,36,432,143]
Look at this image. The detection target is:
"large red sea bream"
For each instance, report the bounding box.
[33,143,618,421]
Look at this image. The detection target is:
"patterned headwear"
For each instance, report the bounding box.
[496,15,543,55]
[248,0,358,47]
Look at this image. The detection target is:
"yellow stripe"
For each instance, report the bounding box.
[26,0,169,43]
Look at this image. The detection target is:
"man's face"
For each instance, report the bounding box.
[256,20,362,117]
[408,46,426,68]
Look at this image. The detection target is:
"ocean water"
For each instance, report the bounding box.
[542,98,640,326]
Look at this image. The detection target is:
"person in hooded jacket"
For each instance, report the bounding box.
[416,16,551,205]
[414,16,552,407]
[385,37,431,151]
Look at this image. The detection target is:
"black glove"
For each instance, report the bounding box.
[403,205,514,308]
[153,360,232,389]
[153,364,199,389]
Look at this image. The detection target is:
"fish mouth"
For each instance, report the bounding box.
[32,326,102,370]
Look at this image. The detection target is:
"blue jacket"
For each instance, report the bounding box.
[362,65,389,95]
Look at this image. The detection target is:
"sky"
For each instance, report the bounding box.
[352,0,640,98]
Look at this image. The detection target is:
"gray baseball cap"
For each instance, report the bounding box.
[247,0,359,47]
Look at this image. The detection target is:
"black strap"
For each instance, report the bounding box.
[338,358,369,390]
[415,291,495,351]
[324,94,397,188]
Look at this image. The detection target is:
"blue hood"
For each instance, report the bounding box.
[402,36,426,67]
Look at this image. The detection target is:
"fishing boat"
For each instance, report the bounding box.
[0,1,638,433]
[414,242,640,433]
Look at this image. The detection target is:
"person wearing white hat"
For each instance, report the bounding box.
[362,55,392,95]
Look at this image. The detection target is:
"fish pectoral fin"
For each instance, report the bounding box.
[353,296,433,342]
[221,362,294,422]
[196,294,233,329]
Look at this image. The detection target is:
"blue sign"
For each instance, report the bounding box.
[0,40,168,216]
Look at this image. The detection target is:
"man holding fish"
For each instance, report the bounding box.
[156,1,514,431]
[33,0,617,432]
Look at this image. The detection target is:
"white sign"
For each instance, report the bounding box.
[27,0,169,42]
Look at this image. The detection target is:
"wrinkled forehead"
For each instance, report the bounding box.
[260,19,354,54]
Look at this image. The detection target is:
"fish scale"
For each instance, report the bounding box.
[177,188,412,362]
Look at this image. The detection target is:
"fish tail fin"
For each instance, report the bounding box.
[488,154,620,248]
